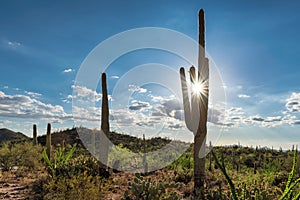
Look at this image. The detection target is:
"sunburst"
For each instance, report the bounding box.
[191,78,208,100]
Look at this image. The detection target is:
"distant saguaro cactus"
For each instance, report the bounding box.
[46,123,51,159]
[179,9,209,199]
[33,124,38,145]
[100,73,109,167]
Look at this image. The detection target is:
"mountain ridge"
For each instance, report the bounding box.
[0,128,29,144]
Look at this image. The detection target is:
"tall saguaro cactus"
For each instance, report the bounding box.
[100,73,109,167]
[33,124,38,145]
[179,9,209,199]
[46,123,51,159]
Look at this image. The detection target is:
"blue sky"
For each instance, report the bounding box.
[1,0,300,149]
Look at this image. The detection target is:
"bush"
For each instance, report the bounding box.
[43,172,109,200]
[0,141,43,171]
[42,144,76,177]
[122,173,181,200]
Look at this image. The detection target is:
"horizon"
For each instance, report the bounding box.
[1,1,300,150]
[1,126,294,151]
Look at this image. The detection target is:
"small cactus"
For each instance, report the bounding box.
[46,123,51,159]
[33,124,38,145]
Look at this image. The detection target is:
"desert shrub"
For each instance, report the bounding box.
[62,154,110,178]
[42,144,110,178]
[212,148,300,200]
[43,172,109,200]
[174,170,193,184]
[42,144,76,177]
[0,141,43,171]
[0,142,14,171]
[122,173,181,200]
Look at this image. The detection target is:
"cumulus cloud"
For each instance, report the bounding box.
[0,90,71,123]
[72,85,102,102]
[71,85,112,103]
[7,41,21,47]
[152,97,182,120]
[128,85,147,93]
[221,92,300,128]
[110,75,119,79]
[238,94,251,99]
[72,106,100,122]
[285,92,300,112]
[25,91,42,98]
[111,109,135,125]
[129,101,150,111]
[63,68,74,73]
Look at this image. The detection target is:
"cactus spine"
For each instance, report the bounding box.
[100,73,109,167]
[179,9,209,199]
[46,123,51,159]
[33,124,38,145]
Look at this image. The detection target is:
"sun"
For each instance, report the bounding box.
[192,81,205,96]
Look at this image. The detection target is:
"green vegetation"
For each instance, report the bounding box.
[0,129,299,199]
[122,173,181,200]
[42,144,77,177]
[0,141,43,171]
[211,148,300,200]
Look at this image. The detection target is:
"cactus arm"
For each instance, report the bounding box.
[179,67,193,132]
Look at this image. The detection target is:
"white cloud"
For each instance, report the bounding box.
[72,85,102,102]
[62,99,70,103]
[71,85,112,102]
[110,75,119,79]
[128,101,150,111]
[7,41,21,47]
[0,90,72,122]
[63,68,74,73]
[3,86,8,89]
[221,92,300,128]
[128,84,147,93]
[25,91,42,98]
[285,92,300,113]
[72,106,100,122]
[238,94,251,99]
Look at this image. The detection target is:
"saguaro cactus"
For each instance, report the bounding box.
[46,123,51,159]
[100,73,109,167]
[33,124,38,145]
[179,9,209,199]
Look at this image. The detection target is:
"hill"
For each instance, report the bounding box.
[36,127,186,153]
[0,128,29,144]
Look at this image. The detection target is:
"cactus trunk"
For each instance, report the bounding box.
[46,123,51,159]
[195,9,209,199]
[100,73,109,167]
[33,124,37,145]
[179,9,209,199]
